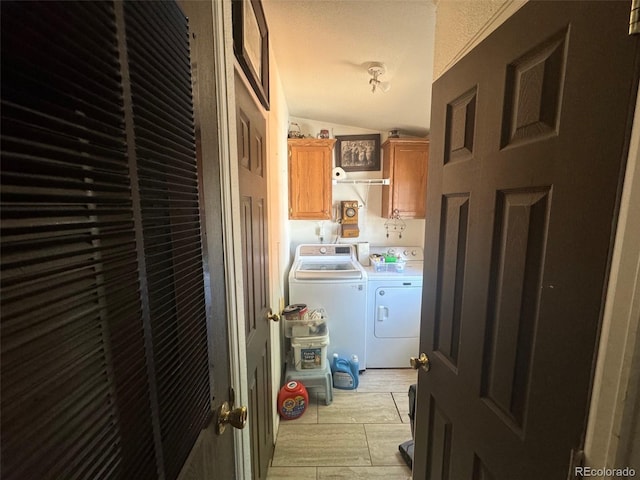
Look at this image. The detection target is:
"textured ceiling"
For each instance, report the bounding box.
[262,0,436,137]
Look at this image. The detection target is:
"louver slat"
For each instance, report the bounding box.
[1,2,156,479]
[123,2,210,479]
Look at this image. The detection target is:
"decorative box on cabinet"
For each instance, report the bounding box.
[381,137,429,219]
[288,138,335,220]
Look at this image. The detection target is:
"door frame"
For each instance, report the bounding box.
[584,86,640,471]
[213,0,284,478]
[211,0,252,478]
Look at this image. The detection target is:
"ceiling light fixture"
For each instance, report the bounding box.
[368,62,391,94]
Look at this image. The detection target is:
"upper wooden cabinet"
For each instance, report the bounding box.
[381,138,430,218]
[288,138,335,220]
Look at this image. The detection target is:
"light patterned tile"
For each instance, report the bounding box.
[272,424,371,467]
[267,466,317,479]
[356,369,417,393]
[364,423,413,466]
[392,392,412,424]
[318,466,411,479]
[318,392,401,424]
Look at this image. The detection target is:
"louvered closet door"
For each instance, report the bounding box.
[1,2,214,479]
[122,2,210,479]
[0,2,156,478]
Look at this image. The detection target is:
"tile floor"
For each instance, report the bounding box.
[267,368,417,480]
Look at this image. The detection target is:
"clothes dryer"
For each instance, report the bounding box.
[365,246,423,368]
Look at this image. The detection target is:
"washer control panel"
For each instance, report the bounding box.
[298,244,354,257]
[369,246,424,262]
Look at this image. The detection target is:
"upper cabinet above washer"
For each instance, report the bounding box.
[381,138,429,219]
[288,138,335,220]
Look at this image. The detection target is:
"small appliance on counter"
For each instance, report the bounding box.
[357,242,370,266]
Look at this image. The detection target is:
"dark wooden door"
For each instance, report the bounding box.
[415,2,639,479]
[176,2,236,479]
[1,1,234,479]
[235,75,274,480]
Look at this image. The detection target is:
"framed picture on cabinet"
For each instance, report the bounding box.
[232,0,270,110]
[335,134,381,171]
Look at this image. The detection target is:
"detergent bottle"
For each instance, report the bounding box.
[332,354,359,390]
[350,355,360,388]
[277,381,309,420]
[331,353,339,374]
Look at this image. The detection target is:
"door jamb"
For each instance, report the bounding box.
[211,0,251,478]
[584,85,640,472]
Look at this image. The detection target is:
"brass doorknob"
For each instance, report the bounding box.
[215,401,247,435]
[410,353,431,372]
[267,308,280,322]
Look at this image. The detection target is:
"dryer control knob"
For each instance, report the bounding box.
[319,247,327,254]
[388,248,396,255]
[403,250,410,257]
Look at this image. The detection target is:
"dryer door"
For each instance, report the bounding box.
[374,286,421,338]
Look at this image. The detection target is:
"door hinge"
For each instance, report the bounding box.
[566,448,585,480]
[631,0,640,35]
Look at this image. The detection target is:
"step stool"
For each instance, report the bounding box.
[284,360,333,406]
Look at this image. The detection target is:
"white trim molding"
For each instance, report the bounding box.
[212,0,251,478]
[584,87,640,477]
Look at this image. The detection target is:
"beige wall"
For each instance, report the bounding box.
[432,0,526,79]
[266,50,290,436]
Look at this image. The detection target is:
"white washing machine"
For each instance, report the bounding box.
[365,246,423,368]
[288,244,368,369]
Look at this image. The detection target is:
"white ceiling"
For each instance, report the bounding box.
[262,0,436,137]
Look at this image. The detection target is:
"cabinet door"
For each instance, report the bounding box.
[391,144,429,218]
[288,143,332,219]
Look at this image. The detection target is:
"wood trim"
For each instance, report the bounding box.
[286,138,336,148]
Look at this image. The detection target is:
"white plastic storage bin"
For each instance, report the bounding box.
[291,331,330,371]
[284,308,327,338]
[370,255,406,272]
[284,317,327,338]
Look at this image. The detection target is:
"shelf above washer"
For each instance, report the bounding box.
[332,178,390,185]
